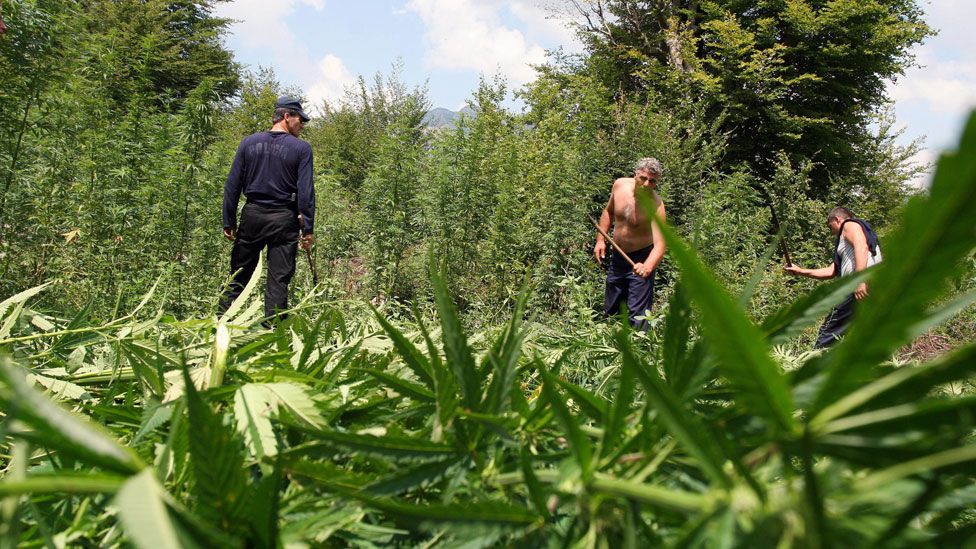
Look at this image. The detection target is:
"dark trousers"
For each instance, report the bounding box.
[220,202,298,320]
[815,294,856,349]
[604,245,655,331]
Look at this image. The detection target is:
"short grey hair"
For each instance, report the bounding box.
[828,206,853,222]
[634,157,663,177]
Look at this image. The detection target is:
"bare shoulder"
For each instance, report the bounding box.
[653,190,666,224]
[612,177,632,190]
[842,220,866,241]
[652,190,666,212]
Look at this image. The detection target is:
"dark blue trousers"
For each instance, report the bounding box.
[220,202,299,321]
[815,294,856,349]
[604,245,655,331]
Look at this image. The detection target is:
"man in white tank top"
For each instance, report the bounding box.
[784,207,882,348]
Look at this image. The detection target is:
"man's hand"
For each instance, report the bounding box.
[594,240,606,266]
[299,234,314,251]
[223,228,236,241]
[633,261,653,279]
[784,264,804,276]
[854,282,869,300]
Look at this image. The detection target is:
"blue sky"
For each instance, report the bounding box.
[215,1,976,187]
[213,0,578,110]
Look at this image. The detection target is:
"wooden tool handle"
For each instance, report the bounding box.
[588,214,636,268]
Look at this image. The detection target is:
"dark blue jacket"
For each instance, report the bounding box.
[833,218,880,277]
[222,131,315,233]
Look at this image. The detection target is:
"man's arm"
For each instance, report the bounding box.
[222,142,246,240]
[593,181,616,265]
[296,144,315,250]
[844,222,871,299]
[635,195,665,278]
[784,264,836,280]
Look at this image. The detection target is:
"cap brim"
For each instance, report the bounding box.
[298,110,310,122]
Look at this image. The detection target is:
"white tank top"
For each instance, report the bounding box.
[837,235,882,276]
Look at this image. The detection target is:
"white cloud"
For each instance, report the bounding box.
[885,3,976,154]
[405,0,550,85]
[306,54,359,109]
[217,0,353,112]
[215,0,286,50]
[214,0,324,77]
[906,148,937,189]
[888,45,976,117]
[214,0,326,44]
[507,1,582,54]
[216,0,585,110]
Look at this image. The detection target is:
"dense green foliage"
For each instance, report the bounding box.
[0,0,934,325]
[1,0,974,545]
[1,118,975,546]
[0,0,238,317]
[565,0,930,192]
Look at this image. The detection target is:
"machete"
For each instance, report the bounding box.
[297,214,319,286]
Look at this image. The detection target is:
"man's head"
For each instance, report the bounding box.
[273,96,310,137]
[827,206,853,235]
[633,157,663,190]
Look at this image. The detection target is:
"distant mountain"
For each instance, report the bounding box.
[422,106,477,129]
[422,107,458,128]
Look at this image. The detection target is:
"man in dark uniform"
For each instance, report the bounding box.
[220,96,315,323]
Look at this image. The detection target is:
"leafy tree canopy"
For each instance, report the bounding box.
[565,0,931,194]
[82,0,240,105]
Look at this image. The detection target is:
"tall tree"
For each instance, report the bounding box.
[353,69,430,298]
[82,0,240,104]
[567,0,931,194]
[0,0,78,220]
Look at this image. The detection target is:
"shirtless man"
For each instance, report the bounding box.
[594,157,667,330]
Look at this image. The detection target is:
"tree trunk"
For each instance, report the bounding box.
[657,1,693,73]
[664,19,692,73]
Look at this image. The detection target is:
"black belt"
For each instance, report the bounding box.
[245,200,296,210]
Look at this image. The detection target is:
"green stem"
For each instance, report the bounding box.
[590,474,715,514]
[0,324,123,346]
[495,469,559,485]
[0,441,28,545]
[0,475,125,496]
[858,445,976,491]
[494,470,716,514]
[801,428,826,549]
[67,368,136,384]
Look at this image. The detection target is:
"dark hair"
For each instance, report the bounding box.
[828,206,853,223]
[272,108,300,124]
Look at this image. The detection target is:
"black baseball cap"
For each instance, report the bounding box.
[275,96,310,122]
